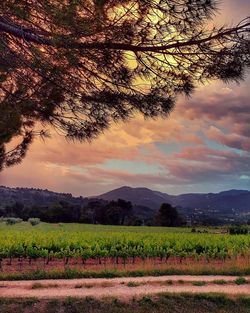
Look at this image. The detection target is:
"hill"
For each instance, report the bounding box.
[96,186,250,223]
[1,185,249,224]
[97,186,250,211]
[0,186,86,208]
[0,186,154,220]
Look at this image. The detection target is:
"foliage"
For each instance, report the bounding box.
[1,294,250,313]
[4,217,23,225]
[0,223,250,261]
[1,199,145,225]
[155,203,183,227]
[229,225,249,235]
[0,1,249,169]
[235,277,248,285]
[28,218,41,226]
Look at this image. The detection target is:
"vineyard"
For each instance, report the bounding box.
[0,223,250,273]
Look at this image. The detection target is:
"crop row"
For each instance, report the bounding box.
[0,230,250,261]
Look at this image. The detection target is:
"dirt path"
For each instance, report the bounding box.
[0,276,249,299]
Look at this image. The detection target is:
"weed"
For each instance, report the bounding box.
[127,281,141,287]
[31,282,58,289]
[31,283,43,289]
[235,277,248,285]
[82,284,94,289]
[74,284,83,289]
[213,280,228,285]
[192,281,206,286]
[139,296,154,306]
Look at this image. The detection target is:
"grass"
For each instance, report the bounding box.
[31,282,43,289]
[213,279,228,285]
[31,283,59,289]
[74,284,94,289]
[192,281,207,286]
[98,282,114,288]
[74,284,83,289]
[81,283,94,289]
[127,281,142,287]
[0,294,250,313]
[1,267,250,281]
[74,282,114,289]
[0,221,194,234]
[0,222,231,234]
[235,277,249,285]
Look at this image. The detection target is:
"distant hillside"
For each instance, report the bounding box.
[95,186,173,210]
[96,186,250,214]
[0,186,154,220]
[1,185,250,223]
[0,186,86,208]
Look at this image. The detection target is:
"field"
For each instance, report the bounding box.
[0,222,250,278]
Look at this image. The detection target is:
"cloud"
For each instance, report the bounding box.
[207,126,250,151]
[1,0,250,195]
[1,77,250,195]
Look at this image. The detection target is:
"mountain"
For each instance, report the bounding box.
[1,185,249,223]
[96,186,250,215]
[95,186,173,210]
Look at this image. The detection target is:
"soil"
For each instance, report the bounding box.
[1,256,249,274]
[0,275,249,299]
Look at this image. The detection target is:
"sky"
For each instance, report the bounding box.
[0,0,250,197]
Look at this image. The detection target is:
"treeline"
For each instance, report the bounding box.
[0,199,184,227]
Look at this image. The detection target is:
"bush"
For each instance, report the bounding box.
[28,218,41,226]
[229,225,249,235]
[5,217,23,225]
[235,277,248,285]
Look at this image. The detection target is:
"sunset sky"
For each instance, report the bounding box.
[0,0,250,197]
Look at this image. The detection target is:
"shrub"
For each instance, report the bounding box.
[127,281,141,287]
[5,217,23,225]
[192,281,206,286]
[213,280,227,285]
[31,282,43,289]
[235,277,248,285]
[28,218,41,226]
[229,225,249,235]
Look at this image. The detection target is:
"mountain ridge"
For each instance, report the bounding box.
[1,185,249,209]
[96,186,250,214]
[0,185,249,223]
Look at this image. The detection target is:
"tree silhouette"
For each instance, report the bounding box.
[0,1,249,170]
[156,203,181,227]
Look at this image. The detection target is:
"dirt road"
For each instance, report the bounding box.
[0,275,250,299]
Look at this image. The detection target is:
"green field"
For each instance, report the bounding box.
[0,222,194,233]
[0,222,249,261]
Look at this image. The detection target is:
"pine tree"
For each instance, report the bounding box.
[0,1,249,169]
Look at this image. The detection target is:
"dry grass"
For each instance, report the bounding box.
[74,282,114,289]
[192,281,207,286]
[1,255,250,281]
[213,280,228,285]
[31,283,59,289]
[127,281,143,287]
[1,255,250,277]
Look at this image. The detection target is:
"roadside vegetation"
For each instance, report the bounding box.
[0,294,250,313]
